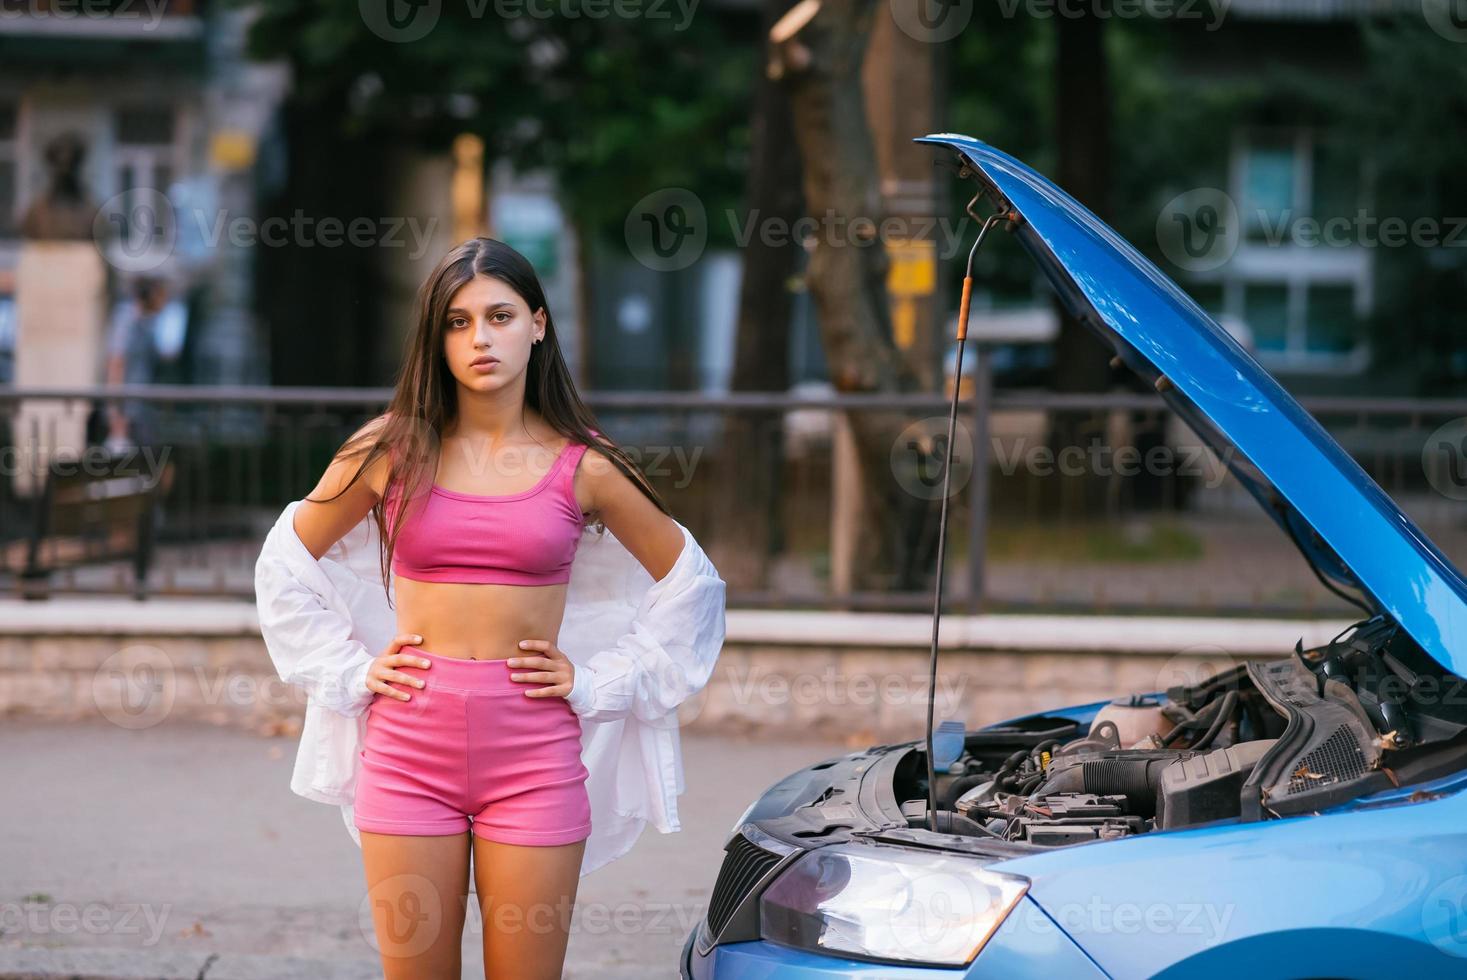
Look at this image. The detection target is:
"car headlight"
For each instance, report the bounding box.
[757,841,1028,967]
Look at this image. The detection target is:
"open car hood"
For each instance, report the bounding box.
[918,133,1467,678]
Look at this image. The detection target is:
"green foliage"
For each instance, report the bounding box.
[1327,21,1467,392]
[234,0,756,248]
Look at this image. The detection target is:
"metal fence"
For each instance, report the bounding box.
[3,375,1466,616]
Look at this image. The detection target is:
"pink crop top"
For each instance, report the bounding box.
[384,435,594,586]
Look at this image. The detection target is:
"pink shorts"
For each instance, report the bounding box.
[352,647,592,846]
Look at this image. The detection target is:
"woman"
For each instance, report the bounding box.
[269,237,720,980]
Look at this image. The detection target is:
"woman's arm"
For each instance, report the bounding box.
[254,413,428,714]
[293,414,390,560]
[511,446,726,723]
[580,445,687,582]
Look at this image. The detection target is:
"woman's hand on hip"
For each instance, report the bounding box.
[366,633,429,700]
[508,640,574,698]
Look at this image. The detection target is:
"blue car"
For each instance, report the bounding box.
[680,135,1467,979]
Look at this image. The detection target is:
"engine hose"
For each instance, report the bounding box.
[1162,694,1227,747]
[998,749,1029,774]
[939,773,991,810]
[1190,690,1237,751]
[1031,739,1062,762]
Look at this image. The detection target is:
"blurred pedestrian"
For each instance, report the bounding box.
[103,274,186,454]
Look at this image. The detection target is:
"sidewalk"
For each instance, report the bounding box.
[0,718,851,980]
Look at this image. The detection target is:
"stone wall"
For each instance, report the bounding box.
[0,603,1347,743]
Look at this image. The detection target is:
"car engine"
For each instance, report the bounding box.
[900,615,1467,846]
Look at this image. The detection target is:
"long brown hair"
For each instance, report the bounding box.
[306,237,672,605]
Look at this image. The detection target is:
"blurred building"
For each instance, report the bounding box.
[0,0,287,387]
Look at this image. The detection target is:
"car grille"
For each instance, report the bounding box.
[705,831,782,938]
[1286,725,1366,795]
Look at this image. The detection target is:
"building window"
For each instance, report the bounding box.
[1218,126,1371,371]
[0,102,17,239]
[1241,136,1301,243]
[1242,282,1290,353]
[112,105,178,245]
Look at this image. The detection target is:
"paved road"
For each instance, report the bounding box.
[0,718,859,978]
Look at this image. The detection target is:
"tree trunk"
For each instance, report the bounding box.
[772,0,921,593]
[709,0,805,593]
[1047,6,1116,516]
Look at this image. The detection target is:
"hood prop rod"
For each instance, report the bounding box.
[924,195,1009,833]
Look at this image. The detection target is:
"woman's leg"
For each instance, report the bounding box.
[473,836,586,980]
[360,830,472,980]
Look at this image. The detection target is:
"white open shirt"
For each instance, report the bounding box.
[253,498,728,877]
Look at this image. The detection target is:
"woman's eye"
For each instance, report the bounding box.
[449,318,467,329]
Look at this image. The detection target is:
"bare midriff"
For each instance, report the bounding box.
[391,574,569,662]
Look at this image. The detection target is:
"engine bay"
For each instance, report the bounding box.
[898,615,1467,846]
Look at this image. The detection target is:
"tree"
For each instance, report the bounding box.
[769,0,928,594]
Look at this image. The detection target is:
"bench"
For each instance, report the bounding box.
[9,451,164,600]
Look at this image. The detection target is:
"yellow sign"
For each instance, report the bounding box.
[209,131,256,171]
[886,238,936,297]
[887,238,936,350]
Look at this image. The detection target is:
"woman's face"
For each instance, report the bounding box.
[441,274,546,395]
